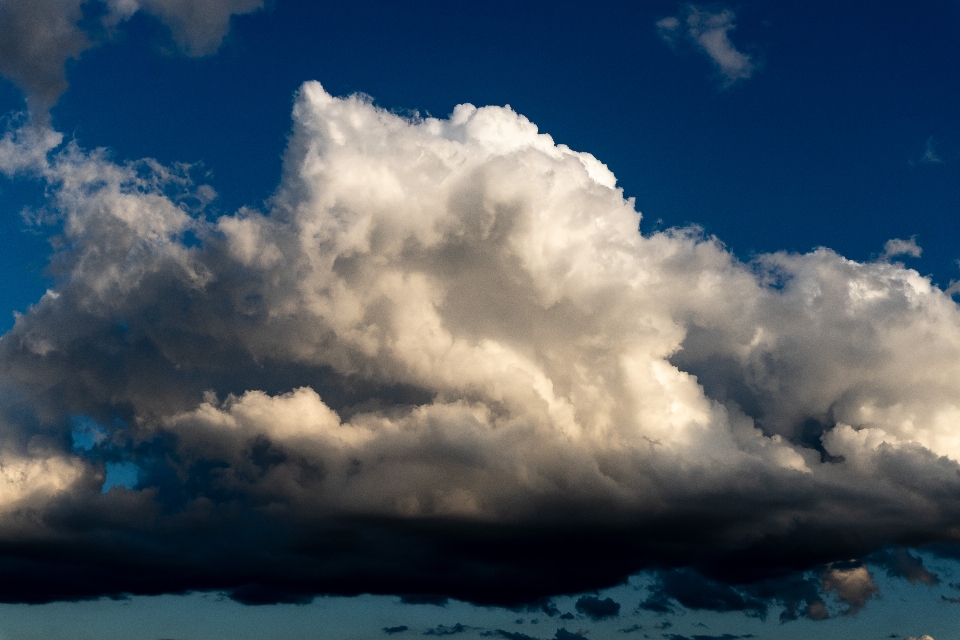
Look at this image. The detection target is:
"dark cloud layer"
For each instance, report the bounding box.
[0,83,958,615]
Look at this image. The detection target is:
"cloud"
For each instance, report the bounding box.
[574,595,620,619]
[881,238,922,261]
[665,635,754,640]
[491,632,541,640]
[116,0,264,56]
[424,623,471,636]
[919,137,943,164]
[640,570,767,618]
[4,82,960,611]
[821,564,878,616]
[0,0,263,116]
[871,549,938,586]
[657,5,756,86]
[384,626,410,635]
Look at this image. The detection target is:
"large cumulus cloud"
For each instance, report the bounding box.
[0,83,959,612]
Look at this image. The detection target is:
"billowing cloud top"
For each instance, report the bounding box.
[0,83,958,612]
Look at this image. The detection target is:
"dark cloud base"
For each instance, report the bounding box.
[0,501,944,608]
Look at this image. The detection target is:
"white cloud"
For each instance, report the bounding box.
[658,5,756,86]
[2,84,960,605]
[881,237,922,260]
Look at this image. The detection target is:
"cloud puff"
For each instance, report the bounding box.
[881,238,922,261]
[657,5,756,85]
[820,564,878,615]
[0,0,262,116]
[3,83,960,610]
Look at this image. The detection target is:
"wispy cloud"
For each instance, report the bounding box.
[919,137,943,164]
[657,5,756,86]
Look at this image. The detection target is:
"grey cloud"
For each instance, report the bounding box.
[641,570,767,618]
[491,631,541,640]
[871,549,938,586]
[125,0,264,56]
[2,83,960,611]
[384,626,410,635]
[657,5,756,85]
[424,624,471,636]
[574,595,620,619]
[0,0,90,115]
[0,0,262,116]
[664,635,753,640]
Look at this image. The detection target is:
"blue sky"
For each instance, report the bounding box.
[0,1,959,639]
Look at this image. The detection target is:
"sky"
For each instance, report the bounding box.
[0,1,958,639]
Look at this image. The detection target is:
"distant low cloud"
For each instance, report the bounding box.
[657,5,756,86]
[665,635,754,640]
[491,631,540,640]
[424,624,472,636]
[872,549,939,586]
[384,626,410,636]
[0,0,263,116]
[574,596,620,620]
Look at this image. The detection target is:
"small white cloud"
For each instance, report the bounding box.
[657,4,756,86]
[881,237,922,261]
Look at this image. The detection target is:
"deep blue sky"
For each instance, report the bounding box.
[0,0,952,336]
[1,1,960,637]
